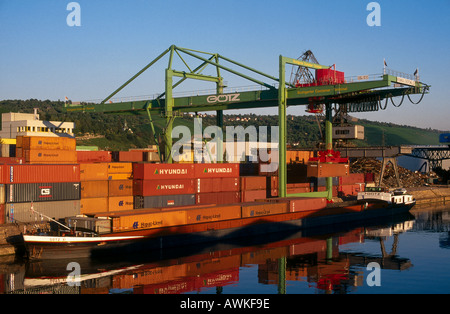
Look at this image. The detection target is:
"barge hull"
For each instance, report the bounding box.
[24,201,413,260]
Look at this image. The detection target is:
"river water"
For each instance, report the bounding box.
[1,203,449,295]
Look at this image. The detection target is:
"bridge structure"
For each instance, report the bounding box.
[406,146,450,171]
[64,45,430,200]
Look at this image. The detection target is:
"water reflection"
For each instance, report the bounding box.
[2,207,449,294]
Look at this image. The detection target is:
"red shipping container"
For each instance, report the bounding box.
[240,176,266,191]
[196,177,240,193]
[133,163,195,180]
[133,179,195,196]
[241,189,266,202]
[0,157,25,165]
[194,163,239,178]
[316,68,345,85]
[7,164,80,183]
[114,151,144,162]
[77,151,112,163]
[196,191,240,205]
[339,173,365,186]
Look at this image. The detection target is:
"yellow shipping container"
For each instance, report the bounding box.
[22,136,76,151]
[80,163,108,181]
[113,210,187,231]
[108,196,134,212]
[186,205,241,224]
[107,162,132,174]
[80,197,108,215]
[81,181,109,198]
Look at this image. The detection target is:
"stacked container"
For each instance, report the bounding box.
[80,163,109,214]
[240,176,266,202]
[16,136,77,164]
[4,164,81,223]
[194,163,240,205]
[133,163,196,209]
[107,163,134,212]
[338,173,365,198]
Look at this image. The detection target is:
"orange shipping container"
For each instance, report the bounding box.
[108,173,132,181]
[80,163,108,181]
[108,180,133,197]
[24,150,77,163]
[241,202,288,218]
[108,196,134,212]
[80,197,108,214]
[107,162,132,174]
[77,151,112,163]
[186,205,241,224]
[112,210,187,231]
[81,181,109,198]
[22,136,76,151]
[241,189,266,202]
[240,176,266,191]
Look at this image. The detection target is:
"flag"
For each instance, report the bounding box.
[384,59,388,67]
[414,68,418,76]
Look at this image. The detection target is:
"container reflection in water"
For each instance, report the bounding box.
[6,206,449,295]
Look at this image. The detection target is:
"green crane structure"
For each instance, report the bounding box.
[64,45,430,201]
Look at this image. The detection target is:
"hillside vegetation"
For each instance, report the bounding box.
[0,99,444,150]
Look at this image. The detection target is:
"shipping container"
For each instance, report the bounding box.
[0,157,24,165]
[0,166,6,184]
[108,180,133,197]
[307,162,349,178]
[339,173,365,186]
[81,181,108,198]
[8,164,80,184]
[77,151,112,163]
[108,196,134,212]
[195,177,240,193]
[241,202,288,218]
[133,163,195,180]
[80,197,108,215]
[194,163,239,178]
[112,151,144,162]
[6,182,81,203]
[240,176,266,191]
[65,216,111,234]
[21,136,76,151]
[186,204,241,224]
[133,179,195,196]
[107,162,132,174]
[80,163,108,181]
[316,68,345,85]
[5,200,80,223]
[112,209,187,232]
[196,191,240,205]
[262,197,327,212]
[144,151,160,162]
[134,194,196,209]
[24,150,78,163]
[108,173,132,181]
[240,189,266,202]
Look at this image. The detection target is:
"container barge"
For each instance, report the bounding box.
[0,135,416,260]
[22,188,415,260]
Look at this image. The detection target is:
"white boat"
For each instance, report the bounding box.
[357,186,415,206]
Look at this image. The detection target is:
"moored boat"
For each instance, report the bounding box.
[21,190,416,260]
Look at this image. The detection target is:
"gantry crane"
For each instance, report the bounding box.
[64,45,430,201]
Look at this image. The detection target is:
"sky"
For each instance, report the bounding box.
[0,0,449,131]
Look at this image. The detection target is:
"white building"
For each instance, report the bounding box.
[0,111,75,139]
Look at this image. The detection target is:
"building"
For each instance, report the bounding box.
[0,111,75,140]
